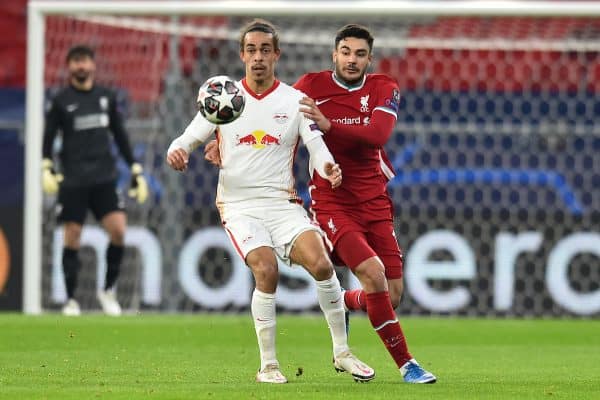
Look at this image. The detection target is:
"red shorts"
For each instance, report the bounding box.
[311,194,403,279]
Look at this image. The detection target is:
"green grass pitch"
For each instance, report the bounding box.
[1,314,598,399]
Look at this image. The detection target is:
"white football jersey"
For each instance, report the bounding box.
[179,79,323,211]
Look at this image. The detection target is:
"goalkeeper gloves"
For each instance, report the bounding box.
[42,158,63,195]
[128,162,149,204]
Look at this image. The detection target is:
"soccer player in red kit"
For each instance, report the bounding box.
[294,24,437,384]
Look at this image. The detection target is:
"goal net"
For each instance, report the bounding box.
[27,2,600,316]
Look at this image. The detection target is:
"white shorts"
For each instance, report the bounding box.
[221,200,322,264]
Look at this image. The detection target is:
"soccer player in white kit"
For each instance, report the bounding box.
[166,19,374,384]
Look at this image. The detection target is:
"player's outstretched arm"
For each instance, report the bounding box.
[166,111,216,172]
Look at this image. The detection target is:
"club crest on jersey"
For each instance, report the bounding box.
[327,218,337,234]
[236,130,281,149]
[273,113,288,124]
[99,96,109,111]
[360,94,370,112]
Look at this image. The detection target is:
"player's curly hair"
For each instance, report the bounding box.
[66,45,95,63]
[239,18,280,52]
[335,24,374,53]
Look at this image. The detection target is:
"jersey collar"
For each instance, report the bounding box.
[331,71,366,92]
[69,83,95,93]
[242,78,281,100]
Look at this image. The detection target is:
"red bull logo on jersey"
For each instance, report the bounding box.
[235,130,281,149]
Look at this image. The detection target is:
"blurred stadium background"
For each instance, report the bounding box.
[0,0,598,318]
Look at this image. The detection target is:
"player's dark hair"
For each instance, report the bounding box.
[239,18,280,51]
[66,45,95,63]
[335,24,374,53]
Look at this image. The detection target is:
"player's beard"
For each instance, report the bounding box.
[334,62,365,86]
[250,65,268,82]
[71,69,91,84]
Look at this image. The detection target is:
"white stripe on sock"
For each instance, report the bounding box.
[373,318,399,331]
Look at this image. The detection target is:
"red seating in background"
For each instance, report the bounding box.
[379,17,600,93]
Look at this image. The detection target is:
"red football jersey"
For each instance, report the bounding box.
[294,71,400,205]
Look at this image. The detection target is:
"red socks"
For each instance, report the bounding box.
[343,289,368,312]
[365,291,412,368]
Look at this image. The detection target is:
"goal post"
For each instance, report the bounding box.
[25,1,600,315]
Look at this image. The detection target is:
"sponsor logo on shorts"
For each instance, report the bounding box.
[241,235,253,244]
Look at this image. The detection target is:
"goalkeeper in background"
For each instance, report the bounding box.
[42,45,148,316]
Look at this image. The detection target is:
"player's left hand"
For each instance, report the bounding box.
[204,139,222,167]
[300,97,332,133]
[324,162,342,189]
[128,162,149,204]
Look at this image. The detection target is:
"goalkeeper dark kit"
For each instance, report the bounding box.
[42,84,135,186]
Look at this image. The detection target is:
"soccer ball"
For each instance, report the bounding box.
[197,75,245,124]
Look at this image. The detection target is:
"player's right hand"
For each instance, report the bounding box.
[204,139,222,167]
[128,163,149,204]
[300,96,332,133]
[166,148,189,172]
[324,162,342,189]
[42,158,63,194]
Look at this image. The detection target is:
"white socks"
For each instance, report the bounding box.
[251,289,277,371]
[252,277,348,369]
[315,275,350,357]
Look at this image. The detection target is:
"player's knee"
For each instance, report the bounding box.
[308,254,333,281]
[110,229,125,245]
[355,263,387,292]
[106,224,125,245]
[63,223,82,247]
[251,260,279,287]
